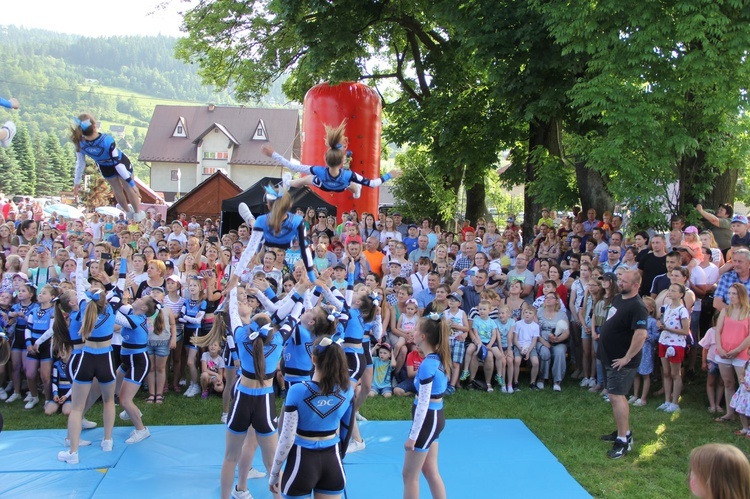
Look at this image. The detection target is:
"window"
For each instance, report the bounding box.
[172,118,187,138]
[252,119,268,141]
[202,151,229,160]
[202,167,227,175]
[177,125,183,134]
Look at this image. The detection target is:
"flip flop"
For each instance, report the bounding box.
[715,416,734,423]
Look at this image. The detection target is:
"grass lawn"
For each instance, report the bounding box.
[2,373,747,498]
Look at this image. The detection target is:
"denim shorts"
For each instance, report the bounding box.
[147,341,170,358]
[707,360,720,376]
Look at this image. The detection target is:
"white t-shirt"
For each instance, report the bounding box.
[201,352,226,376]
[659,303,689,347]
[689,265,707,312]
[444,308,466,340]
[514,320,540,349]
[168,232,188,248]
[89,221,103,240]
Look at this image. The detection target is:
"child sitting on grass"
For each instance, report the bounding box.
[369,343,395,398]
[200,340,225,399]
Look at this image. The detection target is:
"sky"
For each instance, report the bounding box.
[5,0,195,37]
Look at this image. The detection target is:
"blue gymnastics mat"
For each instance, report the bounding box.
[0,419,590,498]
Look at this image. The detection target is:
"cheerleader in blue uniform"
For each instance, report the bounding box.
[402,313,451,499]
[25,284,59,410]
[8,283,38,407]
[269,336,354,499]
[71,113,145,221]
[0,95,19,147]
[114,295,163,444]
[261,120,400,199]
[229,183,317,290]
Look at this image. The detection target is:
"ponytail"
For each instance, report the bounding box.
[251,314,272,382]
[324,120,347,168]
[193,311,227,348]
[142,297,165,335]
[52,291,75,355]
[80,293,106,341]
[0,333,9,366]
[268,188,292,235]
[311,307,337,337]
[312,336,350,395]
[418,315,452,375]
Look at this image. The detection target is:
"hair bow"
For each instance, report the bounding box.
[0,331,7,340]
[155,302,163,311]
[428,312,442,321]
[264,184,283,202]
[335,144,344,150]
[74,117,92,132]
[327,310,341,322]
[50,296,59,303]
[315,336,334,354]
[85,290,101,301]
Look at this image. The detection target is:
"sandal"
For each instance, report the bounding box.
[155,394,164,404]
[172,385,182,393]
[145,394,156,404]
[734,429,749,436]
[715,416,734,423]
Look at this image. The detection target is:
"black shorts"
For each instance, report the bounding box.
[26,339,52,361]
[605,365,638,396]
[72,350,116,385]
[410,406,445,452]
[67,352,81,380]
[186,327,204,350]
[99,155,133,180]
[119,352,150,385]
[281,444,345,497]
[362,344,373,367]
[345,351,366,382]
[226,390,277,435]
[222,342,234,366]
[11,327,25,351]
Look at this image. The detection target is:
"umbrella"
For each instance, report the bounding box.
[95,206,125,218]
[44,204,85,219]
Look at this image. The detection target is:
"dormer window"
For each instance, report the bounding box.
[253,119,268,141]
[172,117,188,138]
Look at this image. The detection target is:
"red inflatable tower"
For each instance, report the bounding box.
[301,82,382,217]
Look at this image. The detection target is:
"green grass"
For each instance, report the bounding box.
[3,374,747,498]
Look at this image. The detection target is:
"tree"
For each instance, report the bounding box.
[11,125,36,195]
[33,133,57,196]
[538,0,750,227]
[0,146,24,195]
[45,135,71,193]
[175,0,504,225]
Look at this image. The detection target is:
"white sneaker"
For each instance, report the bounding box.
[24,395,39,409]
[5,392,20,403]
[579,377,590,387]
[506,385,514,394]
[587,378,597,387]
[101,439,114,452]
[231,486,253,499]
[221,412,228,424]
[81,418,98,430]
[351,183,362,199]
[347,439,366,454]
[125,427,150,444]
[536,381,545,390]
[179,379,187,386]
[64,437,92,447]
[501,385,508,393]
[119,408,143,422]
[0,121,16,148]
[282,172,292,189]
[133,210,147,223]
[628,395,638,404]
[486,386,494,393]
[665,403,680,414]
[247,467,267,479]
[238,203,255,226]
[355,411,368,422]
[57,450,79,464]
[24,392,33,402]
[633,399,647,407]
[553,384,562,392]
[656,401,670,411]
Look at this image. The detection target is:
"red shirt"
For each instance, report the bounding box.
[406,350,425,371]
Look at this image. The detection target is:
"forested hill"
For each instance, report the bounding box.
[0,25,289,196]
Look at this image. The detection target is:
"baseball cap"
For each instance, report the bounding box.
[377,343,392,353]
[13,272,28,280]
[333,263,346,270]
[393,212,402,217]
[84,228,94,236]
[477,344,488,362]
[447,292,463,304]
[683,226,699,234]
[150,286,165,294]
[732,214,748,225]
[166,274,181,283]
[408,224,418,229]
[474,237,482,244]
[388,260,402,267]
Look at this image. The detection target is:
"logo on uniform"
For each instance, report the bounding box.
[304,391,345,418]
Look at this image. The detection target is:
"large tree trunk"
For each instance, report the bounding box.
[703,167,738,211]
[677,148,708,215]
[523,119,562,242]
[575,161,614,218]
[465,181,488,226]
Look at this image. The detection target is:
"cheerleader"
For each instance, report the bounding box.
[261,120,400,199]
[0,95,19,147]
[70,113,145,222]
[228,183,317,293]
[269,336,354,499]
[181,277,207,398]
[7,282,38,407]
[114,295,164,444]
[219,287,288,499]
[25,284,59,410]
[57,254,118,464]
[403,313,451,499]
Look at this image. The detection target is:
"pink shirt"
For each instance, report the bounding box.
[720,316,750,361]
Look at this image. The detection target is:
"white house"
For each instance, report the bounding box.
[139,104,300,201]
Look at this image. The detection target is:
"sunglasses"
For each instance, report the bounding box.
[608,250,620,254]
